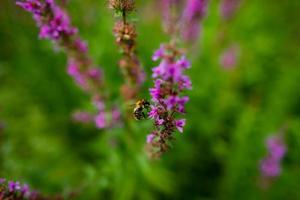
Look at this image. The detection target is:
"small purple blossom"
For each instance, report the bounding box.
[260,134,287,179]
[147,134,155,143]
[175,119,186,133]
[148,106,159,119]
[87,67,102,80]
[152,45,165,61]
[21,184,31,197]
[267,136,287,160]
[16,0,42,15]
[74,39,88,53]
[95,112,106,129]
[176,56,191,69]
[220,44,239,70]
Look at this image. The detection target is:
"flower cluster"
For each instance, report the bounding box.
[16,0,121,129]
[260,135,287,178]
[181,0,208,43]
[219,0,241,20]
[146,44,192,158]
[0,178,61,200]
[109,0,145,101]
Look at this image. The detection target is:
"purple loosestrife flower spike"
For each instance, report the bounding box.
[146,44,192,159]
[260,134,287,179]
[16,0,121,129]
[181,0,209,43]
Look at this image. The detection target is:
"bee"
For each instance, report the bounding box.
[133,99,150,120]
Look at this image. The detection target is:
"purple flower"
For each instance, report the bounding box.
[8,181,21,192]
[147,44,192,158]
[177,96,189,113]
[67,58,80,76]
[175,119,186,133]
[21,184,31,197]
[260,134,287,179]
[152,45,165,61]
[220,44,239,70]
[176,56,191,69]
[147,134,155,143]
[87,68,102,80]
[148,106,159,119]
[16,0,42,15]
[179,75,192,90]
[165,63,182,82]
[156,118,164,125]
[181,0,208,43]
[72,111,93,123]
[165,96,178,110]
[0,178,6,184]
[219,0,241,20]
[95,112,106,129]
[74,39,88,53]
[260,159,281,178]
[267,136,287,160]
[152,60,168,78]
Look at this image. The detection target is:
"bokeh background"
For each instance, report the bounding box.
[1,0,300,199]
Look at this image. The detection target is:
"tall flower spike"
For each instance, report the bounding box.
[16,0,121,128]
[181,0,209,43]
[146,44,192,159]
[109,0,145,101]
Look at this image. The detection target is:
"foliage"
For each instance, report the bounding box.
[0,0,300,199]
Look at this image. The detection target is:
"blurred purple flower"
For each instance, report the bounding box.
[8,181,21,192]
[147,134,155,144]
[260,134,287,179]
[219,0,241,20]
[260,158,281,178]
[72,111,93,123]
[0,178,6,184]
[219,44,240,70]
[181,0,209,43]
[95,112,106,129]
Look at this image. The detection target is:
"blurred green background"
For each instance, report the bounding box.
[1,0,300,199]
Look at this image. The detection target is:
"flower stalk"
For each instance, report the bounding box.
[146,1,197,159]
[109,0,145,101]
[16,0,121,129]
